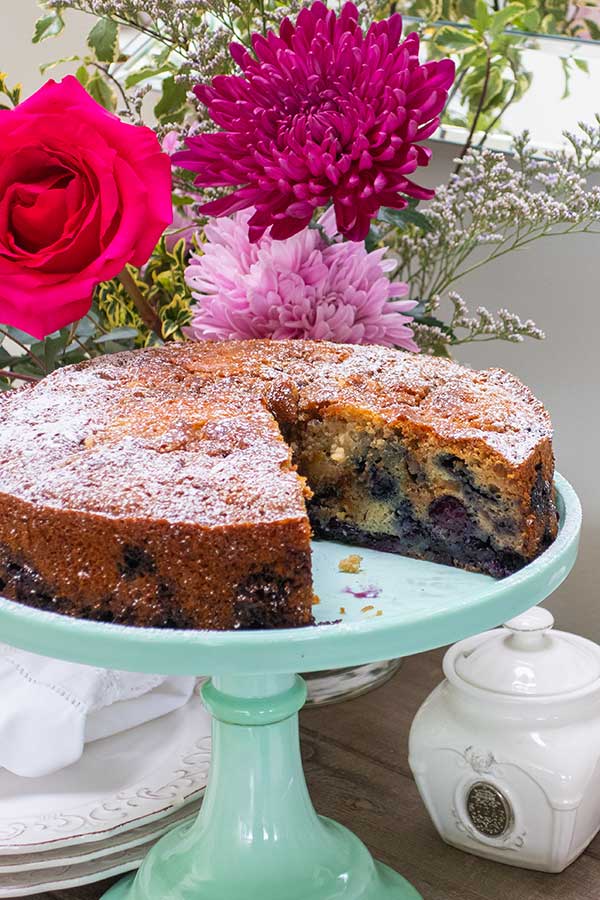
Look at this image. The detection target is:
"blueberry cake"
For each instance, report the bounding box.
[0,340,557,630]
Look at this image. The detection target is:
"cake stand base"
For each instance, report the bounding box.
[103,858,420,900]
[101,673,422,900]
[102,836,420,900]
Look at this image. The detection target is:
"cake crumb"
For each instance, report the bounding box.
[330,445,346,462]
[312,594,320,605]
[338,553,363,574]
[339,606,346,615]
[376,610,383,617]
[361,604,375,613]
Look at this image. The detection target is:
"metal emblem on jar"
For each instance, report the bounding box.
[466,782,513,838]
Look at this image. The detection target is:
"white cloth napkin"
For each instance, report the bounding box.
[0,644,196,777]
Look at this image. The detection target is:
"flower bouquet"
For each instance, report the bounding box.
[4,0,600,389]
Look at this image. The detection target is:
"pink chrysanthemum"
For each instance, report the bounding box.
[174,1,454,243]
[184,210,418,350]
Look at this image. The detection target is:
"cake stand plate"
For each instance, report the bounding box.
[0,474,581,900]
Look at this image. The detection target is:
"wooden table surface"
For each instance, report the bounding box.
[28,648,600,900]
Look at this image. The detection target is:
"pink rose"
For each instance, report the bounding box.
[0,76,172,338]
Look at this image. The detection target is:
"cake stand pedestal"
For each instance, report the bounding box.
[0,475,581,900]
[108,672,417,900]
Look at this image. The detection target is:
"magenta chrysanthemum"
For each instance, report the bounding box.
[184,210,418,350]
[174,1,454,243]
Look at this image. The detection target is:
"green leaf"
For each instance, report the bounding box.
[43,334,67,372]
[125,64,174,88]
[460,46,489,68]
[441,111,470,128]
[364,225,380,253]
[411,313,454,336]
[434,26,479,51]
[462,64,489,99]
[519,9,541,31]
[457,0,478,17]
[482,67,504,108]
[163,319,184,339]
[8,83,21,105]
[100,341,135,354]
[490,3,525,35]
[584,18,600,40]
[153,75,188,123]
[75,64,90,87]
[75,317,99,339]
[94,327,139,344]
[473,0,492,32]
[32,10,65,44]
[0,74,22,109]
[378,206,434,233]
[40,54,81,76]
[540,13,559,34]
[172,193,195,208]
[560,57,572,100]
[155,46,173,66]
[2,325,38,345]
[87,17,119,63]
[513,70,533,101]
[574,57,590,74]
[87,74,116,111]
[63,344,90,359]
[156,270,174,290]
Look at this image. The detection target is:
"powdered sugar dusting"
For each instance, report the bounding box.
[0,340,552,529]
[0,351,306,526]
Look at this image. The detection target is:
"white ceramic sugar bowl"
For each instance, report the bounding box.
[409,606,600,873]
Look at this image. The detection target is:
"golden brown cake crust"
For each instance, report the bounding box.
[0,340,557,629]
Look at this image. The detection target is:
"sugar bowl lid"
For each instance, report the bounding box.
[450,606,600,697]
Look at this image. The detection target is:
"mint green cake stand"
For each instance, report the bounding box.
[0,474,581,900]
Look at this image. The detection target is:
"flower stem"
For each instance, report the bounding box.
[0,328,46,373]
[0,369,42,384]
[117,267,163,339]
[258,0,268,36]
[90,62,132,115]
[474,67,519,152]
[454,51,492,174]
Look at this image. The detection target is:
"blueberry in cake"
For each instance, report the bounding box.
[0,340,557,630]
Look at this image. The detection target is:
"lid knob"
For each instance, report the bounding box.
[451,606,600,697]
[503,607,554,650]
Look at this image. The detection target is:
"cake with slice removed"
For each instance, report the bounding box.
[0,340,558,630]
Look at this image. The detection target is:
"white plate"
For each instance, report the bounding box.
[0,692,211,855]
[0,796,202,873]
[0,831,168,898]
